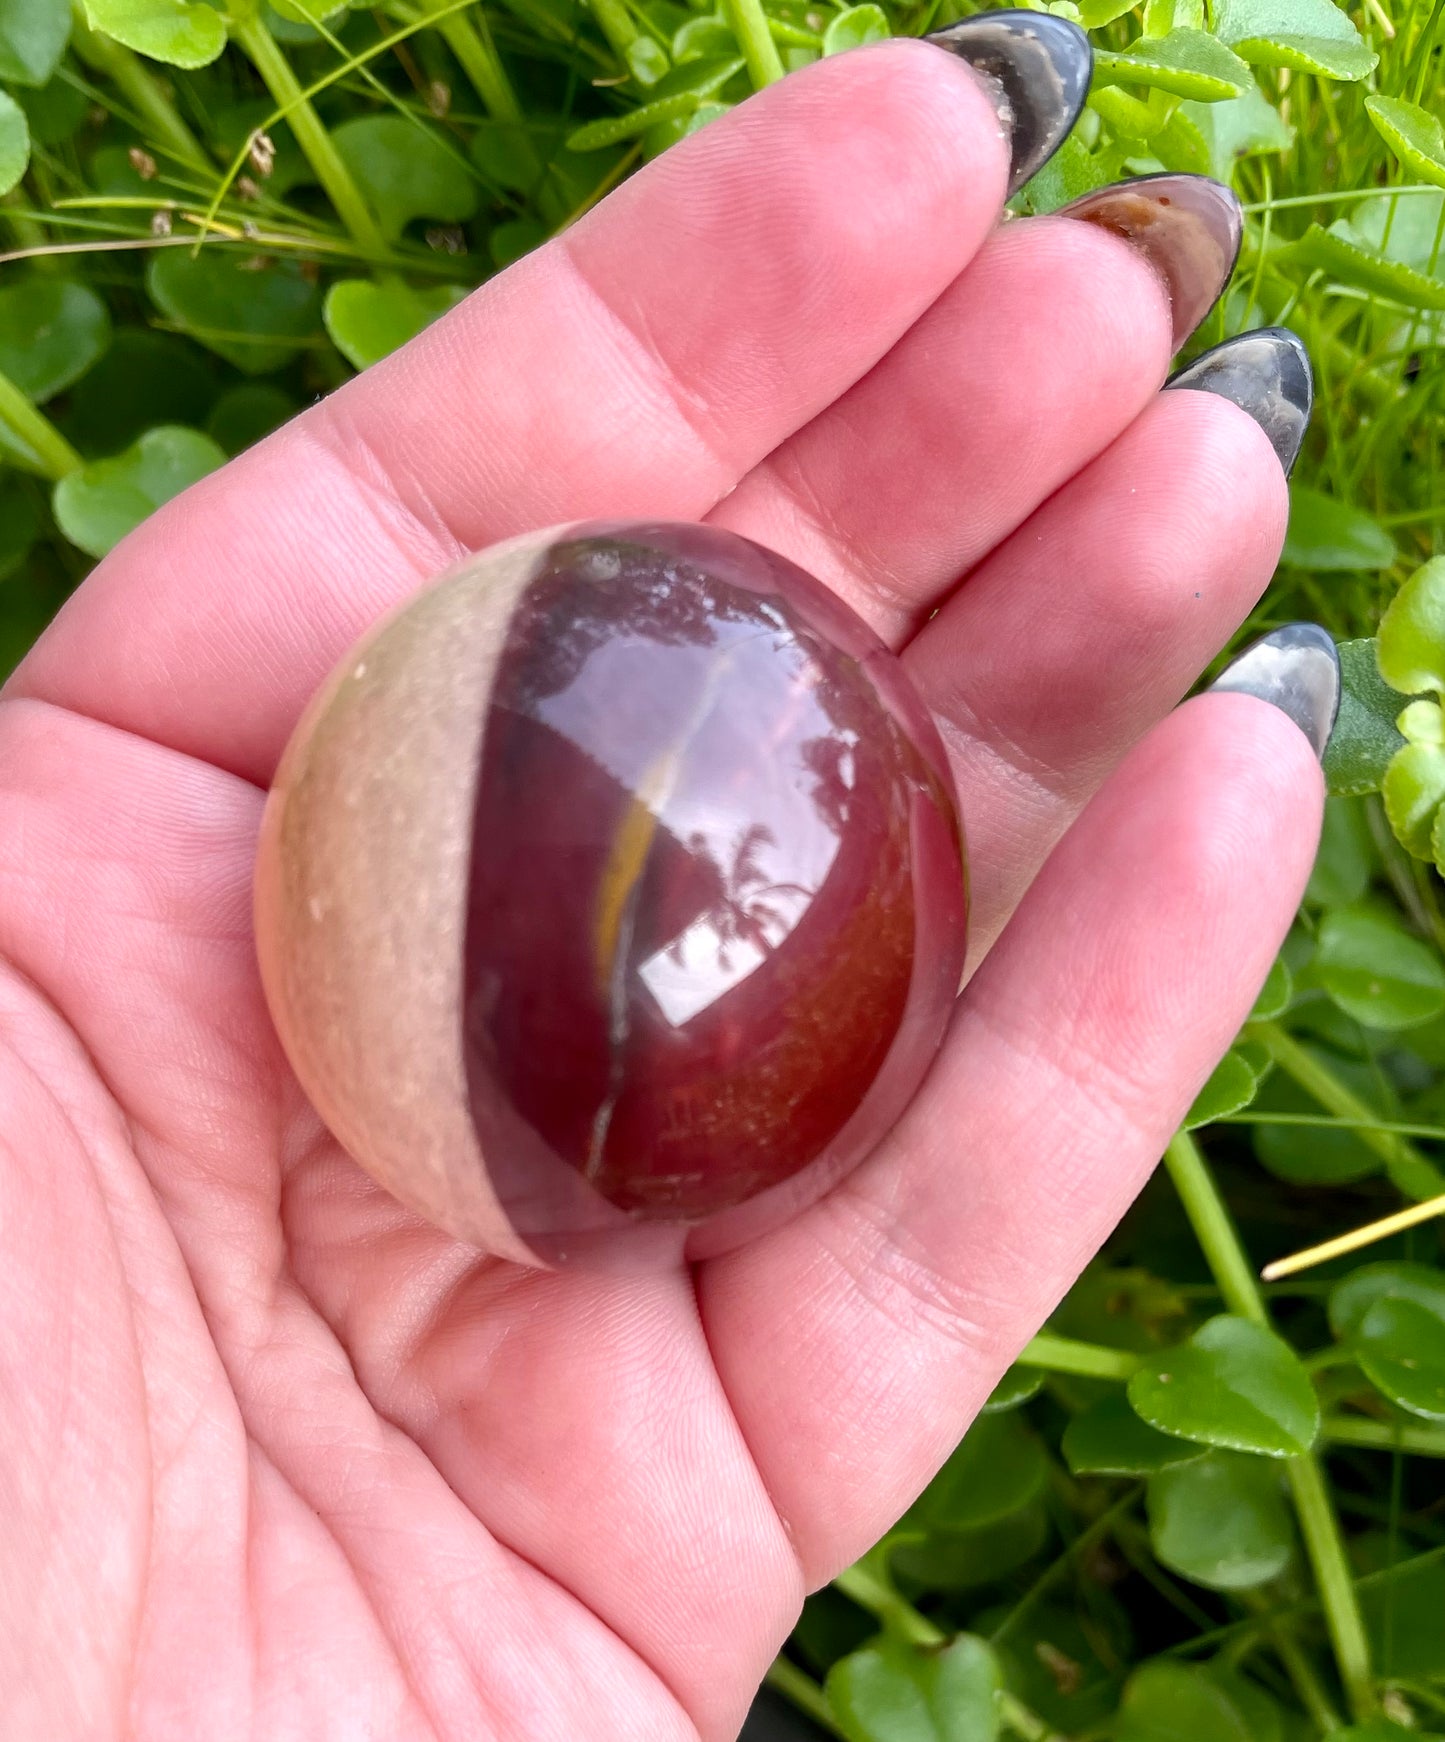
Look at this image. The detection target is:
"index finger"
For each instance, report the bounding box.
[11,40,1023,786]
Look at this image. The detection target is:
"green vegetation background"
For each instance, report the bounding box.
[5,0,1445,1737]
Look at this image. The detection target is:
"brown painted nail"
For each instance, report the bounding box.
[1057,173,1243,351]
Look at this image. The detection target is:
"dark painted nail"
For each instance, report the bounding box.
[1166,328,1313,477]
[1208,624,1341,760]
[1058,173,1243,350]
[925,10,1092,198]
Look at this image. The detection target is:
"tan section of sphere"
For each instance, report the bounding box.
[254,543,544,1262]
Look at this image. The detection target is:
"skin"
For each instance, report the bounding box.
[0,41,1322,1742]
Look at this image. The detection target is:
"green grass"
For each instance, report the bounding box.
[6,0,1445,1737]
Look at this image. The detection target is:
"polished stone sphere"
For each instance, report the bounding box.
[255,522,967,1266]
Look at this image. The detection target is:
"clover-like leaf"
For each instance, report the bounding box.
[1117,1660,1288,1742]
[83,0,228,69]
[0,478,39,582]
[1212,0,1376,79]
[826,1632,1001,1742]
[1250,955,1294,1020]
[52,425,226,559]
[1283,485,1397,570]
[981,1365,1044,1413]
[1324,641,1414,798]
[0,0,69,86]
[332,116,479,241]
[1063,1393,1206,1477]
[1355,1297,1445,1420]
[1185,1048,1261,1129]
[1129,1315,1320,1457]
[823,4,889,53]
[1147,1452,1294,1590]
[323,279,467,373]
[147,252,322,375]
[0,89,30,197]
[1383,740,1445,861]
[1096,30,1253,100]
[908,1411,1047,1531]
[1330,1261,1445,1333]
[567,57,743,150]
[0,280,111,404]
[1379,557,1445,695]
[1367,94,1445,192]
[1317,904,1445,1029]
[1277,221,1445,311]
[1179,83,1294,179]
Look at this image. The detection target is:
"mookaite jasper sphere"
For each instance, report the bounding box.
[255,522,967,1266]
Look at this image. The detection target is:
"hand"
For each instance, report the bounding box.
[0,35,1325,1741]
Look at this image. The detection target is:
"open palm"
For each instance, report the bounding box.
[0,42,1323,1742]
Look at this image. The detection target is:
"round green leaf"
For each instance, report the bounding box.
[1146,1452,1294,1590]
[1360,1554,1445,1681]
[1116,1660,1286,1742]
[1317,905,1445,1030]
[890,1500,1050,1592]
[1129,1315,1320,1457]
[911,1412,1047,1531]
[1368,95,1445,192]
[1062,1393,1206,1477]
[146,252,321,375]
[16,74,89,145]
[206,383,297,455]
[672,16,735,60]
[981,1364,1045,1413]
[1096,30,1252,101]
[1324,640,1413,799]
[1179,84,1294,180]
[1329,1261,1445,1335]
[1355,1297,1445,1420]
[827,1633,1001,1742]
[62,328,214,457]
[1211,0,1377,79]
[323,278,467,373]
[1253,1046,1386,1185]
[332,116,479,241]
[0,478,40,581]
[0,0,69,86]
[52,425,226,559]
[0,280,111,405]
[1283,486,1396,571]
[0,88,30,197]
[1307,794,1373,903]
[489,217,549,269]
[83,0,228,68]
[1383,740,1445,860]
[1379,557,1445,696]
[823,4,889,54]
[1185,1048,1261,1129]
[1249,955,1294,1021]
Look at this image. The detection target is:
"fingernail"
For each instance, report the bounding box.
[925,10,1092,198]
[1166,328,1313,477]
[1207,624,1340,760]
[1059,173,1243,350]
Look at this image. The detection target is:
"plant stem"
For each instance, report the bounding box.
[764,1657,845,1737]
[1249,1020,1445,1201]
[588,0,640,59]
[404,0,524,121]
[1245,1593,1344,1734]
[1325,1413,1445,1456]
[69,7,210,174]
[1163,1131,1377,1726]
[230,14,389,258]
[0,369,82,480]
[1018,1332,1142,1380]
[722,0,786,87]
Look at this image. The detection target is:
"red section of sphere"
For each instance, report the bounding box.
[462,523,966,1245]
